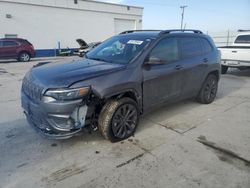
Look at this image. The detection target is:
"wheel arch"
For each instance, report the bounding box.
[197,69,220,99]
[18,50,31,57]
[208,70,220,81]
[197,70,219,104]
[18,50,31,61]
[103,89,142,113]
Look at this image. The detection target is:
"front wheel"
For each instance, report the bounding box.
[221,65,228,74]
[197,74,218,104]
[98,98,139,142]
[18,52,31,62]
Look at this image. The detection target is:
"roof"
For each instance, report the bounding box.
[1,0,143,16]
[85,0,143,9]
[236,32,250,36]
[119,29,205,38]
[0,38,26,41]
[120,31,161,38]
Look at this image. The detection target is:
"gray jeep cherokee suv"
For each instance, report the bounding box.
[21,29,221,142]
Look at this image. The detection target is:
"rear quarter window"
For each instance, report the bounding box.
[179,37,203,59]
[235,35,250,44]
[23,40,32,45]
[200,38,213,54]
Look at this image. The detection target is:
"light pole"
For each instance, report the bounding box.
[180,5,188,30]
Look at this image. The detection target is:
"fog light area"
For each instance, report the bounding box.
[71,105,88,128]
[46,105,88,131]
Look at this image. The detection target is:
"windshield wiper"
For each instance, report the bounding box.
[85,54,118,64]
[87,56,113,63]
[90,57,107,62]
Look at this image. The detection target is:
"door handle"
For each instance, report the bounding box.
[232,51,237,53]
[203,58,208,63]
[175,65,183,70]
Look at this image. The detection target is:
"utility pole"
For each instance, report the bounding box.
[180,5,188,30]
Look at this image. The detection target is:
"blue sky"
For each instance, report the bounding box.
[99,0,250,32]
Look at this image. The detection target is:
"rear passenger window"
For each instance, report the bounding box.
[149,38,179,63]
[180,37,202,58]
[235,35,250,44]
[200,38,213,54]
[3,41,18,46]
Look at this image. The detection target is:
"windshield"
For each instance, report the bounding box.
[86,35,152,64]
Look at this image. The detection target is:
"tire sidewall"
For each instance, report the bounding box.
[19,52,30,62]
[221,65,228,74]
[200,74,218,104]
[99,98,139,142]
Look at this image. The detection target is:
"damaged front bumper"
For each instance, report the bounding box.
[21,92,88,139]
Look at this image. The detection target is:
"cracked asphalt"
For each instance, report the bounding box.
[0,58,250,188]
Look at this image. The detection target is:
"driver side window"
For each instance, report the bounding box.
[149,38,179,63]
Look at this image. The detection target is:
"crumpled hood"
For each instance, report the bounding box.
[30,58,126,88]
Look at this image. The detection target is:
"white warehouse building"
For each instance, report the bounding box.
[0,0,143,57]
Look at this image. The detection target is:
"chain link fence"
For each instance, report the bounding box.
[207,30,238,47]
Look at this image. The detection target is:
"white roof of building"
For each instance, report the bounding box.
[0,0,143,16]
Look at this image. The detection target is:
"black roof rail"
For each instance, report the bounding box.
[119,29,203,35]
[160,29,203,35]
[119,30,162,34]
[238,29,250,32]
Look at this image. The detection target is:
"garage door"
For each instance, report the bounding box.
[114,19,136,34]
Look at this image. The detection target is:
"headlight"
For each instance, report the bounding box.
[44,87,90,101]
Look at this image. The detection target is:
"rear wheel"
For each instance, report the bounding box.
[221,65,228,74]
[98,97,139,142]
[197,74,218,104]
[18,52,30,62]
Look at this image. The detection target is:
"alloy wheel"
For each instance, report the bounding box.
[20,53,30,62]
[204,78,217,102]
[111,104,138,139]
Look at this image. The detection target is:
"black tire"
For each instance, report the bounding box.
[221,65,228,74]
[98,97,139,142]
[18,52,31,62]
[197,74,218,104]
[79,52,85,57]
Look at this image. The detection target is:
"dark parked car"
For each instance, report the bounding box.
[0,38,35,62]
[21,30,221,142]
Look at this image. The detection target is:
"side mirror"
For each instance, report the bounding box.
[145,56,165,65]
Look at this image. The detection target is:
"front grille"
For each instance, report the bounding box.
[22,74,44,101]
